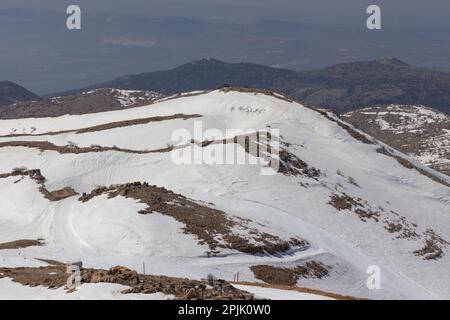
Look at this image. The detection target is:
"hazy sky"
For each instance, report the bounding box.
[1,0,449,95]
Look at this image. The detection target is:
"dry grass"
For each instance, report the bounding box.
[0,140,173,155]
[0,113,201,138]
[329,193,380,223]
[278,149,321,178]
[0,239,44,250]
[80,182,307,255]
[0,168,78,202]
[250,261,331,287]
[414,229,449,260]
[232,280,365,300]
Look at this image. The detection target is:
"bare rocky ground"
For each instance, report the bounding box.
[0,261,254,300]
[327,189,448,260]
[250,261,331,287]
[0,239,44,250]
[0,113,201,138]
[0,88,164,119]
[343,105,450,176]
[80,182,307,255]
[317,106,450,187]
[0,168,78,201]
[232,281,361,300]
[1,168,305,256]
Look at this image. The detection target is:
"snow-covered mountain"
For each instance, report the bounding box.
[0,88,164,119]
[0,89,449,300]
[343,105,450,176]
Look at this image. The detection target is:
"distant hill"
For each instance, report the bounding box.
[59,58,299,97]
[0,88,164,119]
[0,81,40,107]
[343,104,450,176]
[58,58,450,114]
[294,58,450,113]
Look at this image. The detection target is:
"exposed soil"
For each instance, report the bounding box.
[1,125,319,180]
[383,214,419,240]
[232,281,364,300]
[40,187,79,202]
[0,113,201,138]
[305,106,450,186]
[79,182,307,255]
[278,149,321,178]
[329,193,362,211]
[413,229,449,260]
[343,105,450,177]
[328,193,380,222]
[0,263,254,300]
[0,239,44,250]
[0,140,172,155]
[328,191,447,260]
[0,168,78,202]
[76,113,201,134]
[250,261,331,287]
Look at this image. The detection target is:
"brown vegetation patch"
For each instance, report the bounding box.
[0,140,172,155]
[278,149,321,178]
[414,229,449,260]
[384,222,403,234]
[329,193,380,222]
[329,193,361,211]
[383,215,419,240]
[0,239,44,250]
[329,191,447,259]
[0,113,201,138]
[0,88,165,119]
[250,261,331,287]
[40,187,78,201]
[0,263,253,300]
[75,113,201,134]
[79,182,307,255]
[0,168,78,202]
[232,281,364,300]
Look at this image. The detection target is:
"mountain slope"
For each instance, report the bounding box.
[0,88,164,119]
[57,58,298,98]
[58,58,450,114]
[0,89,449,299]
[343,105,450,176]
[0,81,40,107]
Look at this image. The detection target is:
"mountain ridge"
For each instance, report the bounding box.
[0,88,164,119]
[343,104,450,176]
[1,89,450,299]
[0,81,40,107]
[49,58,450,115]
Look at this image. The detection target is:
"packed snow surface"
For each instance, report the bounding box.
[0,91,450,299]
